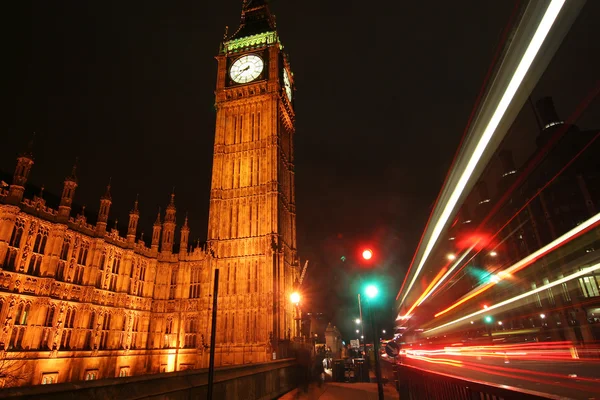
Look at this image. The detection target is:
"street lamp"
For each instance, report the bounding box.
[290,292,300,305]
[356,329,360,334]
[382,329,386,334]
[290,292,301,339]
[355,318,361,324]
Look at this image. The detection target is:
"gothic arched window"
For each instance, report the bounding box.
[60,238,71,260]
[8,219,24,248]
[45,306,55,327]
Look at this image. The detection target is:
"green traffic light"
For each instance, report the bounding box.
[365,284,379,299]
[484,315,493,324]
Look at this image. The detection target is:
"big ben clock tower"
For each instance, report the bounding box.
[207,0,298,363]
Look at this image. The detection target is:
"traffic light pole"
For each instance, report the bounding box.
[368,299,384,400]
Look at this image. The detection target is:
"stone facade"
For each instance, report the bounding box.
[0,0,298,387]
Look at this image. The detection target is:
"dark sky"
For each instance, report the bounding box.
[2,1,520,338]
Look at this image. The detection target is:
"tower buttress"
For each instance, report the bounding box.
[161,192,176,253]
[180,212,190,254]
[95,181,112,236]
[58,163,78,221]
[151,208,162,252]
[8,139,34,204]
[127,196,140,246]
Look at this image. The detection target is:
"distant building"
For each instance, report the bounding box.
[448,96,600,343]
[302,312,328,343]
[325,323,343,358]
[0,0,300,387]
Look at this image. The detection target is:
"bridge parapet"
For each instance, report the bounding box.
[0,359,297,400]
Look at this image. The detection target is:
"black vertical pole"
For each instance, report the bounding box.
[368,300,384,400]
[207,269,219,400]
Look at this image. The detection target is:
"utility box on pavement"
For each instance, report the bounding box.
[354,358,370,382]
[332,359,345,382]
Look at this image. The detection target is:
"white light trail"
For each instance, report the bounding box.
[500,212,600,276]
[416,246,474,307]
[425,261,600,333]
[434,212,600,318]
[400,0,566,305]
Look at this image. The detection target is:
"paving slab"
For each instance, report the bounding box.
[278,382,399,400]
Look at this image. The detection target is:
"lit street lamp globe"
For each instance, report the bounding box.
[290,292,300,305]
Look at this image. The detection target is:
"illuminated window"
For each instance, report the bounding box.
[14,303,29,325]
[45,306,55,328]
[60,237,71,260]
[33,226,49,254]
[65,308,76,328]
[543,278,555,305]
[41,372,58,384]
[77,241,89,265]
[184,318,198,348]
[579,276,600,297]
[118,367,130,377]
[137,262,147,296]
[169,267,178,299]
[85,370,98,380]
[561,281,571,302]
[8,219,25,248]
[531,283,542,307]
[189,267,201,298]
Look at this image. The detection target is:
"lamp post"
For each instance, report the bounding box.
[357,294,365,352]
[365,284,384,400]
[290,292,301,339]
[207,268,220,400]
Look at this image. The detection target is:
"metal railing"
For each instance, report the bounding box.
[393,364,562,400]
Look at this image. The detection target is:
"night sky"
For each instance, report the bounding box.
[2,1,521,338]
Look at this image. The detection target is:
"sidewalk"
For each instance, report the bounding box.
[278,382,399,400]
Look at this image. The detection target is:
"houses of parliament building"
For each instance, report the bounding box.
[0,0,299,386]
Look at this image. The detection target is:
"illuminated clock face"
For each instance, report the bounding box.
[230,55,264,84]
[283,69,292,101]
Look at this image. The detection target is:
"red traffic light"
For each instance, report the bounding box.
[362,249,373,260]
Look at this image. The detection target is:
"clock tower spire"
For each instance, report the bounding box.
[229,0,275,40]
[207,0,298,364]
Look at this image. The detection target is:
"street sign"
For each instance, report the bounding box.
[350,339,360,349]
[385,341,400,357]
